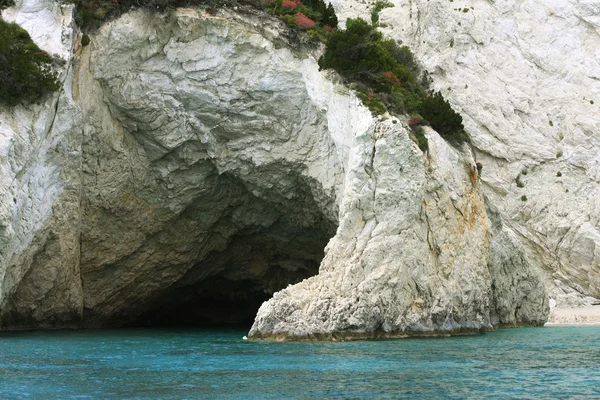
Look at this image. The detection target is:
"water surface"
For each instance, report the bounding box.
[1,326,599,399]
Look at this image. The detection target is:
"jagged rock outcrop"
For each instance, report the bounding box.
[250,124,497,339]
[357,0,600,308]
[4,0,596,336]
[486,203,548,326]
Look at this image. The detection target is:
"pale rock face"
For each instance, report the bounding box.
[2,0,74,60]
[0,0,83,328]
[486,203,549,326]
[75,9,353,326]
[332,0,600,307]
[2,5,362,328]
[0,0,577,334]
[250,125,497,338]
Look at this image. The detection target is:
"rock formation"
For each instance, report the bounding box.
[370,0,600,309]
[0,0,597,336]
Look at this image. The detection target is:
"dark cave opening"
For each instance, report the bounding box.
[128,277,274,328]
[125,222,334,328]
[74,162,341,331]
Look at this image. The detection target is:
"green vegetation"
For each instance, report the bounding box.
[318,18,423,111]
[72,0,186,30]
[521,195,527,202]
[81,34,91,47]
[556,171,562,177]
[72,0,337,33]
[413,125,429,152]
[419,91,464,140]
[265,0,337,30]
[66,1,466,150]
[515,174,524,188]
[0,19,60,107]
[408,116,428,151]
[370,0,393,26]
[0,0,14,10]
[318,18,467,148]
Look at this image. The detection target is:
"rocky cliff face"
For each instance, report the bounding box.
[367,0,600,309]
[1,0,595,336]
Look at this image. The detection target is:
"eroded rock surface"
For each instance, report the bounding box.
[341,0,600,309]
[3,0,595,335]
[3,4,361,329]
[250,124,497,339]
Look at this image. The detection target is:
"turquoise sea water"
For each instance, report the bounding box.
[0,326,599,399]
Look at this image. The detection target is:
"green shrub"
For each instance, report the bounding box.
[0,20,60,107]
[0,0,14,10]
[318,19,420,94]
[318,18,467,145]
[370,0,393,25]
[515,175,524,188]
[301,0,337,28]
[419,91,464,139]
[521,195,527,201]
[74,0,184,29]
[556,171,562,177]
[81,34,91,47]
[413,125,428,152]
[318,18,423,111]
[281,14,297,27]
[356,89,386,115]
[264,0,337,31]
[318,18,386,77]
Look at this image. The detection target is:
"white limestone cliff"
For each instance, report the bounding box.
[0,0,83,328]
[1,0,595,335]
[366,0,600,308]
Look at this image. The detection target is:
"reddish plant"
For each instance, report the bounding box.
[409,117,421,125]
[282,0,301,8]
[383,71,401,86]
[323,25,334,32]
[294,13,316,29]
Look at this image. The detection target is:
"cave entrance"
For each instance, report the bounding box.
[79,161,339,330]
[127,220,334,328]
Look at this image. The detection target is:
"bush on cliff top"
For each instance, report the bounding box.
[265,0,337,30]
[72,0,337,31]
[0,0,14,10]
[419,91,464,140]
[318,18,467,145]
[0,19,59,107]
